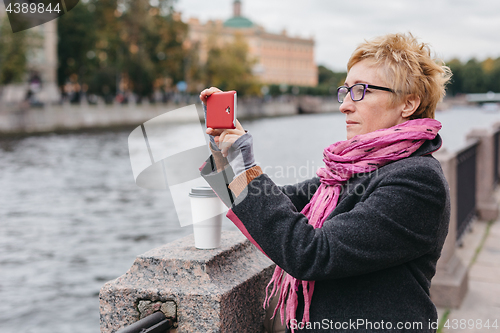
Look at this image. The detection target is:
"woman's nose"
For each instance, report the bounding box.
[339,94,354,114]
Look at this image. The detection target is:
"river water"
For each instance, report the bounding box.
[0,105,499,333]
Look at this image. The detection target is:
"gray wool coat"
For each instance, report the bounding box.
[201,134,450,333]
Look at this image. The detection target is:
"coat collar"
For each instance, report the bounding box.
[412,133,442,157]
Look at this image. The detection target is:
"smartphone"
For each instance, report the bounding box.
[206,90,237,129]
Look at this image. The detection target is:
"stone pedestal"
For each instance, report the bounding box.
[99,231,274,333]
[431,149,469,308]
[467,129,499,221]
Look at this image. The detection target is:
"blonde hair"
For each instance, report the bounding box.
[347,32,452,119]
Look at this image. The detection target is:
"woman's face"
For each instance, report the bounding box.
[340,60,407,140]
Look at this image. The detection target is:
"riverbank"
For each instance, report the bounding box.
[0,96,340,137]
[0,93,483,138]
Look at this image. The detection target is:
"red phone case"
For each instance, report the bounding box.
[206,91,237,129]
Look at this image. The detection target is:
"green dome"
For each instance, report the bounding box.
[223,16,254,28]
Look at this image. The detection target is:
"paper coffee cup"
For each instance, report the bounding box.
[189,187,223,249]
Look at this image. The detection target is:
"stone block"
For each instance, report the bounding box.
[467,129,499,221]
[443,281,500,332]
[99,231,274,333]
[430,254,469,309]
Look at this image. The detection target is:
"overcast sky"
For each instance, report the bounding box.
[176,0,500,71]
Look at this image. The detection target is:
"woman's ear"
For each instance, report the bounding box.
[401,94,420,118]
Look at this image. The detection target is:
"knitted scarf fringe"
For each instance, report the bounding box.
[262,118,442,332]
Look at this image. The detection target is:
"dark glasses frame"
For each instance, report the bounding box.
[337,83,394,103]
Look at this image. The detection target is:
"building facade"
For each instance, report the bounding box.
[187,0,318,87]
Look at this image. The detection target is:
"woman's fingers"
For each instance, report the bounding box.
[199,87,223,105]
[207,126,243,137]
[219,130,233,148]
[207,127,245,156]
[235,119,244,131]
[206,127,223,136]
[219,134,241,156]
[219,127,246,156]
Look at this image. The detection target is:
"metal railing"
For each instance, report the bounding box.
[455,140,478,242]
[116,311,174,333]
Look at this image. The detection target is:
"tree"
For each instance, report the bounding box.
[444,57,500,95]
[446,58,463,96]
[484,57,500,93]
[57,0,188,101]
[0,17,29,84]
[315,65,346,96]
[117,0,188,100]
[318,65,345,86]
[204,33,261,96]
[462,59,486,94]
[57,1,99,89]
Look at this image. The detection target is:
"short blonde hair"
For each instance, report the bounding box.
[347,33,452,119]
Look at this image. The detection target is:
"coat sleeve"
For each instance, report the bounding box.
[228,159,449,281]
[199,154,236,208]
[278,178,321,212]
[200,150,320,211]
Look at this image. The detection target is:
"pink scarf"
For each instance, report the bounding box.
[263,118,442,331]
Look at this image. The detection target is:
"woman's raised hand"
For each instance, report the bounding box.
[207,120,246,157]
[199,86,222,106]
[199,87,245,157]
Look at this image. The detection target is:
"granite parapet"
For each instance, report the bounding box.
[100,231,274,333]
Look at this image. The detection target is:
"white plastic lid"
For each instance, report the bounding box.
[189,186,217,198]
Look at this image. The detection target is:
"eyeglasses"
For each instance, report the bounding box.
[337,83,394,103]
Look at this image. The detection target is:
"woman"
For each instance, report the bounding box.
[199,33,451,332]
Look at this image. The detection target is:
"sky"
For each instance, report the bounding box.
[175,0,500,71]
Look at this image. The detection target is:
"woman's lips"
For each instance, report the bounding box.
[346,120,359,127]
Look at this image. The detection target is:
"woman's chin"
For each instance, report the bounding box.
[346,128,359,140]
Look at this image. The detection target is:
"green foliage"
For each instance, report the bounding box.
[446,57,500,95]
[86,67,117,98]
[0,17,28,84]
[318,65,346,87]
[57,0,99,89]
[317,59,500,97]
[485,58,500,93]
[57,0,188,99]
[204,33,261,96]
[462,59,486,93]
[316,65,346,96]
[446,59,463,96]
